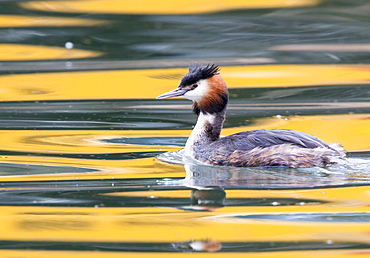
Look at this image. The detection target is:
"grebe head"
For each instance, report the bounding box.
[156,64,228,115]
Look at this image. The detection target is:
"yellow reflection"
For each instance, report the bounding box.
[0,113,367,181]
[0,156,184,181]
[0,44,102,61]
[0,114,367,154]
[21,0,320,14]
[0,204,369,242]
[223,65,370,87]
[0,65,370,101]
[0,130,181,154]
[0,15,107,27]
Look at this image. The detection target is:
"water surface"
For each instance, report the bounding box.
[0,0,370,257]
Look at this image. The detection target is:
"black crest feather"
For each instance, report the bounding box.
[179,64,220,87]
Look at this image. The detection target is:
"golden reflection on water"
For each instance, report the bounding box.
[0,184,369,257]
[1,1,370,255]
[0,111,367,183]
[0,65,369,101]
[0,44,102,61]
[20,0,320,14]
[0,202,369,242]
[0,15,107,27]
[0,113,368,154]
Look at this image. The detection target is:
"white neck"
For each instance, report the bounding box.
[184,110,225,158]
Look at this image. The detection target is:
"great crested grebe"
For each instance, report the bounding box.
[157,64,346,168]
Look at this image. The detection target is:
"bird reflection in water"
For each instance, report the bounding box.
[172,239,223,253]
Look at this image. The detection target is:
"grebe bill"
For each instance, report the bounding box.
[157,64,346,168]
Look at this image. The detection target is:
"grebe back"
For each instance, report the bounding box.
[157,64,346,168]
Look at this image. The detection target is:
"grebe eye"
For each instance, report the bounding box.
[191,84,198,89]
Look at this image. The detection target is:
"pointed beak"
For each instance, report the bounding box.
[156,88,188,99]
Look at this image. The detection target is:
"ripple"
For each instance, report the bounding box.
[158,149,370,188]
[105,137,186,147]
[235,213,370,223]
[0,162,97,176]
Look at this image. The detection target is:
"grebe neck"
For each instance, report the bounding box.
[184,109,226,157]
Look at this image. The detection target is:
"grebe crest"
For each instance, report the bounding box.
[157,64,346,168]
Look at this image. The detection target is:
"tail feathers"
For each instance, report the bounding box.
[329,142,347,158]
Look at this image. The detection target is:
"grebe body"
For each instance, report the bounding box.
[157,64,346,168]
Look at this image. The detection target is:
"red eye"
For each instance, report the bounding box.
[192,84,198,89]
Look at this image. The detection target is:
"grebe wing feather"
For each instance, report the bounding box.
[216,129,330,150]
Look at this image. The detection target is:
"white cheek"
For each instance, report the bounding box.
[183,80,209,101]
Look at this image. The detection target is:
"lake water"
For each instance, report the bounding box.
[1,0,370,257]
